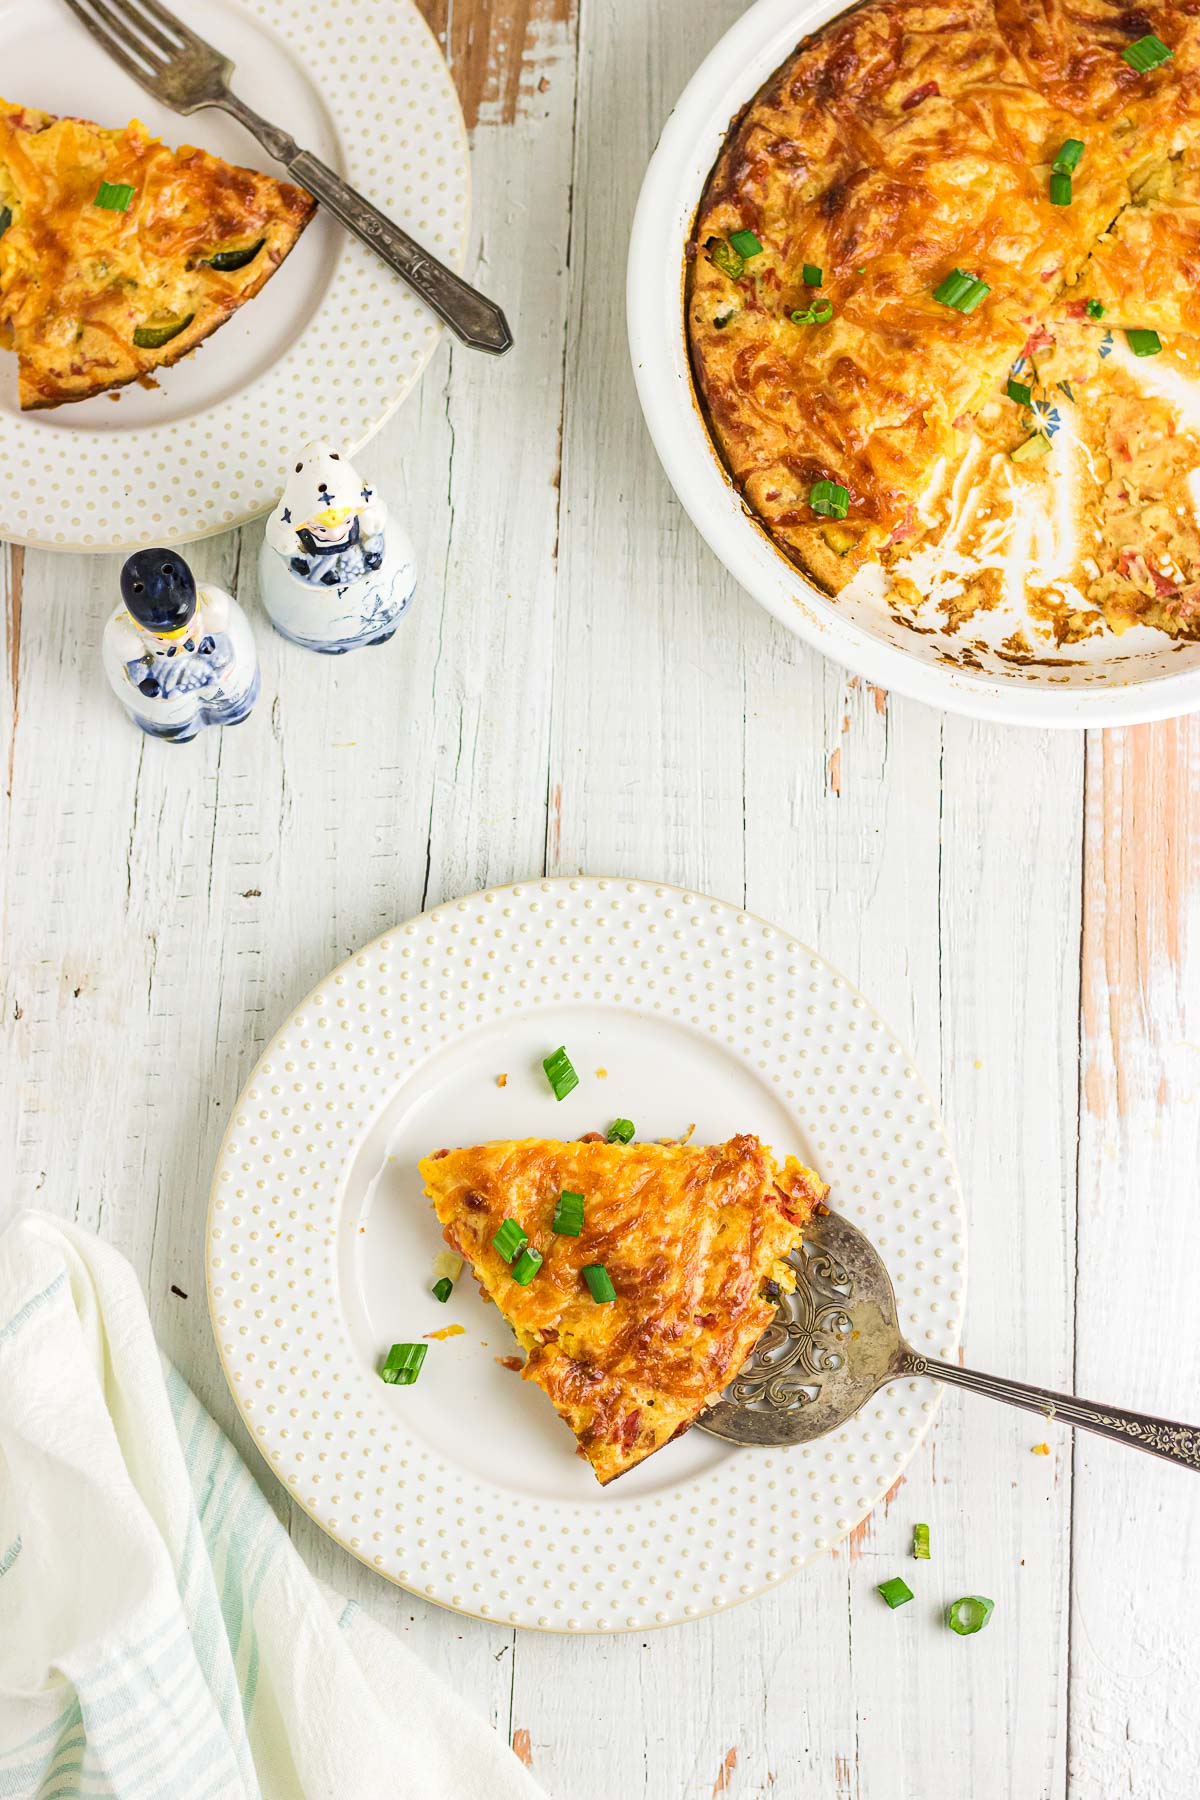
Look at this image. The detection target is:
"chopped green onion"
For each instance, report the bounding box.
[492,1217,529,1263]
[790,298,833,324]
[583,1263,616,1304]
[1053,139,1085,174]
[728,228,763,258]
[1010,432,1052,463]
[607,1118,635,1143]
[432,1276,454,1303]
[1127,328,1162,357]
[1086,298,1105,319]
[94,181,135,212]
[933,268,990,313]
[553,1190,585,1236]
[802,263,822,286]
[947,1594,994,1636]
[1006,377,1032,407]
[705,236,745,282]
[877,1576,914,1609]
[0,206,11,239]
[809,480,850,519]
[511,1247,543,1286]
[912,1522,931,1560]
[542,1046,579,1101]
[1049,171,1072,207]
[1122,34,1173,73]
[380,1342,427,1386]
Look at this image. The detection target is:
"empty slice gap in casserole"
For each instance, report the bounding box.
[420,1135,829,1485]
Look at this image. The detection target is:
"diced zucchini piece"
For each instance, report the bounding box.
[133,312,195,350]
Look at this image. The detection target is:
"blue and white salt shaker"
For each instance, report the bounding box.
[258,440,416,654]
[102,548,260,742]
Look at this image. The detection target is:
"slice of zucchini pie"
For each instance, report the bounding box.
[0,99,314,408]
[420,1135,828,1484]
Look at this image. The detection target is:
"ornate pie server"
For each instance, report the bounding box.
[700,1208,1200,1472]
[61,0,513,354]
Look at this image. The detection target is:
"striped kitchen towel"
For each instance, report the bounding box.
[0,1213,544,1800]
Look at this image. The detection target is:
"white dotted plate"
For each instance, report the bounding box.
[207,878,967,1634]
[0,0,469,550]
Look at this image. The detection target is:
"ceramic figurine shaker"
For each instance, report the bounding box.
[102,548,260,743]
[259,440,416,654]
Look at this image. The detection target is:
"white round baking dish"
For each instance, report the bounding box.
[627,0,1200,726]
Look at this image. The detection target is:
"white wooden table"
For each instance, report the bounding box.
[3,3,1199,1795]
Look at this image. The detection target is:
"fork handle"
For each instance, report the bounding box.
[906,1352,1200,1472]
[218,94,512,355]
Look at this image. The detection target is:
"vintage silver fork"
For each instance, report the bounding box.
[61,0,513,354]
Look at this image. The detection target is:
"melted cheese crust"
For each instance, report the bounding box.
[686,0,1200,597]
[420,1135,827,1485]
[0,100,315,407]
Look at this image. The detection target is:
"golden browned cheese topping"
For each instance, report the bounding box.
[420,1135,827,1485]
[686,0,1200,633]
[0,100,315,407]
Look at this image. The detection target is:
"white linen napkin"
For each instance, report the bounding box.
[0,1212,544,1800]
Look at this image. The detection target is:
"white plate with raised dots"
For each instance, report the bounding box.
[0,0,469,550]
[206,877,966,1634]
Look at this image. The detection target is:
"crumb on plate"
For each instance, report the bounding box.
[497,1072,508,1088]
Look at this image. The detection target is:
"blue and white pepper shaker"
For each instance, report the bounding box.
[258,440,416,654]
[102,548,260,742]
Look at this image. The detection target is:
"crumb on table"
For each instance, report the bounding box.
[1031,1442,1051,1456]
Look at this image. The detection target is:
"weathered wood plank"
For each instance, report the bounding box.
[1072,720,1200,1800]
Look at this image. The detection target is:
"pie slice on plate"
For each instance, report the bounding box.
[0,100,315,408]
[420,1135,828,1484]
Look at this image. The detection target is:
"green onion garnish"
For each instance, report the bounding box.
[511,1247,543,1286]
[705,236,744,282]
[1127,328,1162,357]
[0,206,11,239]
[1049,171,1072,207]
[492,1217,528,1263]
[877,1577,914,1609]
[542,1046,579,1101]
[553,1190,585,1236]
[1122,34,1173,73]
[947,1595,994,1636]
[790,298,833,325]
[728,228,763,258]
[932,268,990,313]
[1053,139,1085,174]
[1010,432,1052,463]
[94,181,135,212]
[432,1276,454,1303]
[809,480,850,519]
[802,263,822,286]
[583,1263,616,1304]
[1086,299,1105,319]
[380,1342,427,1386]
[607,1118,635,1143]
[1006,377,1032,407]
[912,1522,931,1560]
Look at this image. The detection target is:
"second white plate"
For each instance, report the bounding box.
[0,0,469,549]
[207,877,966,1633]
